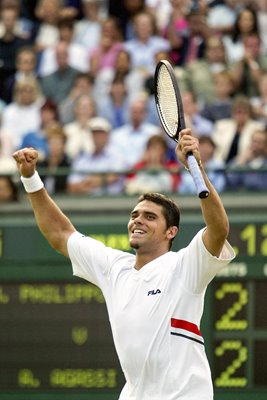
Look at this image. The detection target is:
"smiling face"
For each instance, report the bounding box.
[128,200,178,255]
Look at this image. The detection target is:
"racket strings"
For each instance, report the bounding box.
[156,65,179,136]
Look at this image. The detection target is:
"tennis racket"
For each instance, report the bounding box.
[154,60,209,199]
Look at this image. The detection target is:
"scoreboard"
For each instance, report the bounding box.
[0,214,266,400]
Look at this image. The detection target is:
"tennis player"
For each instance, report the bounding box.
[13,128,235,400]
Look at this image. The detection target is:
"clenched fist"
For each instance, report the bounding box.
[13,148,39,178]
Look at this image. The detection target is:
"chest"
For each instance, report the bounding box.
[109,264,181,334]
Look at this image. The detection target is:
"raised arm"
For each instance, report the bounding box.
[176,129,229,257]
[13,148,76,256]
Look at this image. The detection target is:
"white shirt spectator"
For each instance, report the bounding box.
[38,43,89,77]
[1,101,41,152]
[73,20,101,54]
[145,0,172,30]
[124,36,170,74]
[110,122,159,168]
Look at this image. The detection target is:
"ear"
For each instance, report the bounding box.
[166,226,179,240]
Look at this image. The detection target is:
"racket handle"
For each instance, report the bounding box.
[187,154,210,199]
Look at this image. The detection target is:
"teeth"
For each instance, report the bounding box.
[134,230,144,234]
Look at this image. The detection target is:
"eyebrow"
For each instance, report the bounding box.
[130,210,158,218]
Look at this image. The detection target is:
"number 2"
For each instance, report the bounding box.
[215,283,248,330]
[215,340,247,388]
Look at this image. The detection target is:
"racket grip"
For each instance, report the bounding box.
[187,154,210,199]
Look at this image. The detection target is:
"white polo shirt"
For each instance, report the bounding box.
[67,229,235,400]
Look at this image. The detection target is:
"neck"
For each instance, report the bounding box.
[134,248,169,270]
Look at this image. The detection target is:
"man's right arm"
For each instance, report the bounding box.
[13,148,76,257]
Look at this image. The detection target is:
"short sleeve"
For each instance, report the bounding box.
[67,231,122,288]
[178,228,235,294]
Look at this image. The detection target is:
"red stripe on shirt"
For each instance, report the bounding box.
[171,318,202,337]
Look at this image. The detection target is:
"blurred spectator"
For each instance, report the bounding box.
[143,49,171,98]
[181,90,214,137]
[34,0,61,54]
[20,0,40,40]
[110,96,160,168]
[93,49,145,102]
[73,0,102,52]
[250,71,267,124]
[254,0,267,54]
[1,76,43,155]
[145,0,172,31]
[222,5,260,63]
[175,36,230,107]
[0,137,16,174]
[227,128,267,191]
[38,17,89,77]
[1,45,37,104]
[161,0,189,66]
[39,122,71,193]
[89,16,123,78]
[231,33,267,98]
[59,0,83,20]
[123,11,170,75]
[125,134,180,195]
[63,94,96,161]
[109,0,147,40]
[0,0,36,40]
[201,70,234,123]
[181,3,210,66]
[0,175,19,203]
[0,99,6,123]
[0,3,31,96]
[40,40,80,104]
[96,74,130,128]
[159,87,215,160]
[67,117,127,195]
[59,72,94,124]
[207,0,242,36]
[179,135,226,194]
[19,99,59,161]
[142,49,172,127]
[212,95,265,164]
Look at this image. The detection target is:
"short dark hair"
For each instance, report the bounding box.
[137,193,180,248]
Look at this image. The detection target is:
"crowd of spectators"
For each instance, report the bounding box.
[0,0,267,202]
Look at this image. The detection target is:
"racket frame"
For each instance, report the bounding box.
[154,59,210,199]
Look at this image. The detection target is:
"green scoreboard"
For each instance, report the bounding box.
[0,214,266,400]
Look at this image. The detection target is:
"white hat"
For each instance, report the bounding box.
[89,117,111,132]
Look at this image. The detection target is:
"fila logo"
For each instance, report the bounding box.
[147,289,161,296]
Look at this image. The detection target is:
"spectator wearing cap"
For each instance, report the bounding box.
[67,117,128,195]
